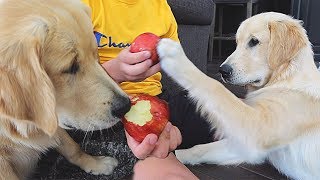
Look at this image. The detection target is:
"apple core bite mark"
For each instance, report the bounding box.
[124,100,152,126]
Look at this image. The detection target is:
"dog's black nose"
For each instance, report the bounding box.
[219,64,233,78]
[111,96,131,118]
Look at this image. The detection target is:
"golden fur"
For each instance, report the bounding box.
[158,12,320,180]
[0,0,130,179]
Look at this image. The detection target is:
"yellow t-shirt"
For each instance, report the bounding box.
[82,0,179,96]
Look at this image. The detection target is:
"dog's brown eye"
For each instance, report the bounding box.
[248,38,259,47]
[63,61,79,74]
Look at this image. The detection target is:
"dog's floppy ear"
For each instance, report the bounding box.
[268,19,307,69]
[0,19,58,137]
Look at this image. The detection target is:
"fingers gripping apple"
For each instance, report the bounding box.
[122,94,169,142]
[130,32,160,64]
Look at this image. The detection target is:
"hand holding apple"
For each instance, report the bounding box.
[103,32,160,83]
[122,94,169,142]
[102,47,160,83]
[130,32,160,65]
[125,122,182,159]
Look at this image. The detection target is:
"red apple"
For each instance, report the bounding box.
[122,94,169,142]
[130,32,160,64]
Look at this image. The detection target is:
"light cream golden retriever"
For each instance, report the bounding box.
[157,12,320,180]
[0,0,130,179]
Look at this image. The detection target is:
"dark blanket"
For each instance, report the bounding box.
[31,123,137,180]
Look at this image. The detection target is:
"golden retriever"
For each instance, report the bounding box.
[157,12,320,180]
[0,0,130,179]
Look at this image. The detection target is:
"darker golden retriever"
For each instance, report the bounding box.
[0,0,130,179]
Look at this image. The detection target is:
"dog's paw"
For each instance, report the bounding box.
[157,38,186,77]
[157,38,183,59]
[175,149,200,165]
[82,156,118,176]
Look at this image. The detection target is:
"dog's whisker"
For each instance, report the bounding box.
[90,126,94,140]
[99,126,104,141]
[110,124,118,135]
[84,124,95,151]
[82,123,92,149]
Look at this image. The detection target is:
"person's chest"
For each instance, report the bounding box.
[93,1,169,49]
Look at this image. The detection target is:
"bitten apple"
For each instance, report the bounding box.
[122,94,169,142]
[130,32,160,64]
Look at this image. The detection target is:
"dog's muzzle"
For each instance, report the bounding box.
[111,96,131,118]
[219,64,233,79]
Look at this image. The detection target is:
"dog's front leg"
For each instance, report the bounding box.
[175,139,244,165]
[0,158,19,180]
[175,139,265,165]
[157,39,262,146]
[56,127,118,175]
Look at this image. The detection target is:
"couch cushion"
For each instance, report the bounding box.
[167,0,214,25]
[161,24,210,98]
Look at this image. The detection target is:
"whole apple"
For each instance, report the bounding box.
[122,94,169,142]
[130,32,160,64]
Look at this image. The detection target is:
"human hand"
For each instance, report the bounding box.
[102,48,161,83]
[125,122,182,159]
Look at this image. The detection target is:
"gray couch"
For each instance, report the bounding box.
[162,0,214,98]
